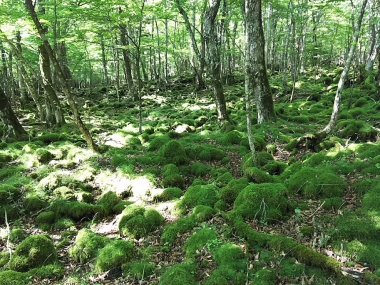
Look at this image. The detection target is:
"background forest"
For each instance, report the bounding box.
[0,0,380,284]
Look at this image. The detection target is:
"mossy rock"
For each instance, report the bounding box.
[0,184,21,205]
[148,135,170,151]
[219,178,249,204]
[303,152,331,167]
[192,205,216,222]
[0,270,29,285]
[160,263,197,285]
[161,216,196,245]
[261,161,287,175]
[75,191,94,203]
[53,186,76,201]
[94,240,134,273]
[9,234,57,272]
[204,266,246,285]
[35,148,54,163]
[98,191,120,216]
[322,197,343,210]
[112,201,133,214]
[190,162,208,177]
[68,229,109,263]
[119,206,164,239]
[253,268,277,284]
[234,183,290,223]
[220,130,242,145]
[153,187,183,202]
[37,133,67,144]
[23,195,48,213]
[0,251,10,267]
[184,228,218,257]
[122,261,155,279]
[54,218,75,230]
[177,184,219,213]
[159,140,188,165]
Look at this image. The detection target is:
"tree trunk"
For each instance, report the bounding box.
[0,88,28,142]
[245,0,276,124]
[322,0,368,133]
[204,0,229,125]
[25,0,99,152]
[175,0,206,90]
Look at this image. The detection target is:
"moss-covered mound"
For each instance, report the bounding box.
[94,240,134,273]
[118,205,164,239]
[68,229,109,263]
[184,228,218,257]
[154,187,183,202]
[9,234,57,272]
[159,140,188,165]
[219,178,249,204]
[160,263,197,285]
[233,183,291,223]
[0,184,21,204]
[286,167,347,198]
[0,270,29,285]
[334,119,378,141]
[176,184,219,214]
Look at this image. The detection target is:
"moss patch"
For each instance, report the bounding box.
[94,240,134,273]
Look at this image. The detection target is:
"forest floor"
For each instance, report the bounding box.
[1,70,380,285]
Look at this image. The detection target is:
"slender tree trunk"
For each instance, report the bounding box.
[322,0,368,133]
[15,31,28,107]
[245,0,276,124]
[25,0,99,152]
[204,0,229,125]
[0,87,28,142]
[175,0,206,90]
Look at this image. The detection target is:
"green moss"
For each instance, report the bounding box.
[184,228,218,257]
[342,240,380,269]
[362,189,380,211]
[69,229,109,263]
[215,172,233,188]
[334,212,378,241]
[94,240,134,273]
[243,167,275,183]
[214,200,228,211]
[162,163,179,176]
[159,140,188,165]
[54,218,75,230]
[214,243,246,271]
[219,178,249,204]
[36,211,55,230]
[154,187,183,202]
[53,186,75,201]
[122,261,155,279]
[303,152,330,167]
[50,200,103,221]
[28,263,64,280]
[0,184,21,204]
[37,133,67,144]
[23,195,48,213]
[0,205,19,224]
[0,251,10,267]
[334,119,378,141]
[98,191,120,216]
[178,184,219,213]
[112,201,133,214]
[261,161,287,175]
[9,234,57,272]
[192,205,216,222]
[160,263,197,285]
[190,162,208,177]
[253,268,277,284]
[161,216,196,245]
[0,270,29,285]
[162,174,184,189]
[220,130,242,145]
[234,183,290,223]
[322,197,343,210]
[119,205,164,239]
[8,229,27,244]
[35,148,53,163]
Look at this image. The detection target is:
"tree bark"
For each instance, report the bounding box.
[245,0,276,124]
[25,0,99,152]
[0,88,28,142]
[322,0,368,133]
[204,0,229,125]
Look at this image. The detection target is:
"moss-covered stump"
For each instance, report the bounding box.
[68,229,109,263]
[94,240,134,273]
[160,263,197,285]
[118,205,164,239]
[9,234,57,272]
[233,183,291,223]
